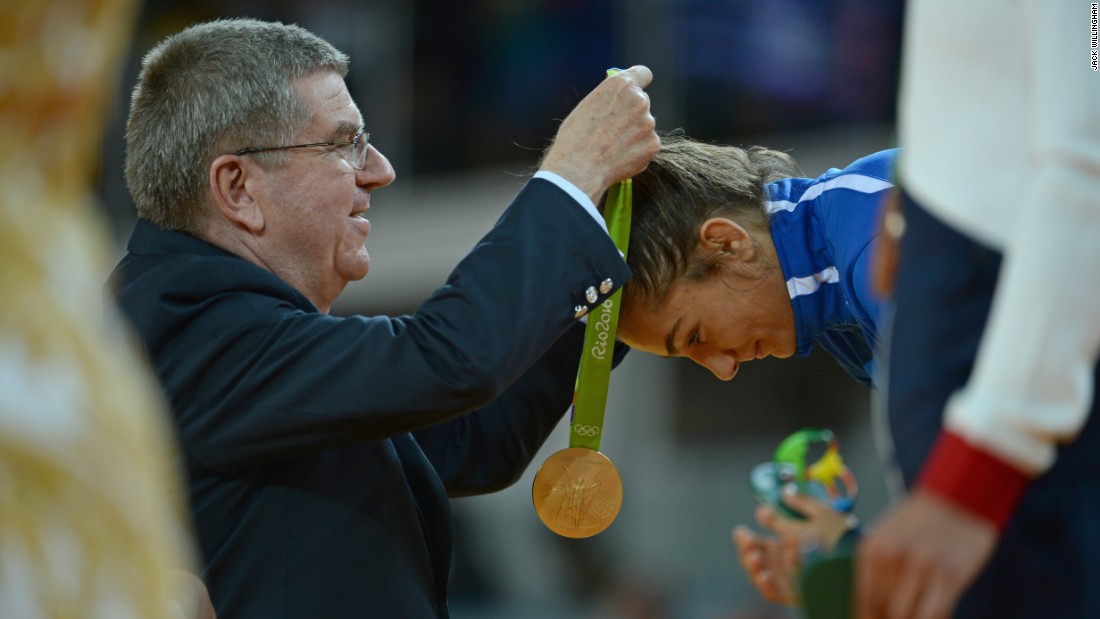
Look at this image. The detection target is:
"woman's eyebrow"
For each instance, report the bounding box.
[665,316,683,356]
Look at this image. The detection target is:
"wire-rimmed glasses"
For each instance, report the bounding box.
[235,129,370,169]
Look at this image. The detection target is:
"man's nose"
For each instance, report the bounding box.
[356,145,396,190]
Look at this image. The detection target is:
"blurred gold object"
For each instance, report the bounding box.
[0,1,198,617]
[532,447,623,538]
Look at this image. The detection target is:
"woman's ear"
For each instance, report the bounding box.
[209,154,264,232]
[699,217,755,262]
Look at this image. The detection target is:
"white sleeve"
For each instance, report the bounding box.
[944,0,1100,474]
[533,170,609,235]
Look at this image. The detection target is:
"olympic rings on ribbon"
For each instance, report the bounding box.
[572,424,601,437]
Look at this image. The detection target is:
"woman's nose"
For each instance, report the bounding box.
[689,350,738,381]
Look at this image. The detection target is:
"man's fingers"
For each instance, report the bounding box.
[762,537,797,606]
[754,503,780,530]
[610,64,653,89]
[856,528,902,619]
[885,564,924,619]
[741,546,765,574]
[912,577,956,619]
[538,64,658,201]
[742,546,785,603]
[752,570,786,604]
[732,525,759,552]
[780,535,802,579]
[856,492,999,619]
[779,488,832,517]
[732,525,799,606]
[734,528,771,574]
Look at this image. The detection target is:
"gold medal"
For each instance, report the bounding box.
[531,447,623,538]
[533,77,631,540]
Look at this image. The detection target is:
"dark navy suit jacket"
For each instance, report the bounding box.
[109,178,631,618]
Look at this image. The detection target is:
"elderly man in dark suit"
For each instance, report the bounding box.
[109,18,658,619]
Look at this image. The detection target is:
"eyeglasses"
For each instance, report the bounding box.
[235,129,370,169]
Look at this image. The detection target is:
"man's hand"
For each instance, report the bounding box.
[540,65,659,204]
[856,489,998,619]
[733,525,801,606]
[763,488,856,551]
[733,489,855,607]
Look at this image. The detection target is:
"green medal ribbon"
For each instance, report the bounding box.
[570,69,632,451]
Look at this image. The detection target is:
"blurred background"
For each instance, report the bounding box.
[95,1,905,617]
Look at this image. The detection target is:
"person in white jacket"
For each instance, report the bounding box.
[856,1,1100,618]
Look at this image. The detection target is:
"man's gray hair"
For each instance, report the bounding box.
[125,18,350,232]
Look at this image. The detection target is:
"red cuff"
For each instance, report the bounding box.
[916,431,1031,530]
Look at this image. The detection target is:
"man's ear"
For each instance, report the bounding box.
[209,154,264,232]
[699,217,755,262]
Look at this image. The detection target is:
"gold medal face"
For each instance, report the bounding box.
[532,447,623,538]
